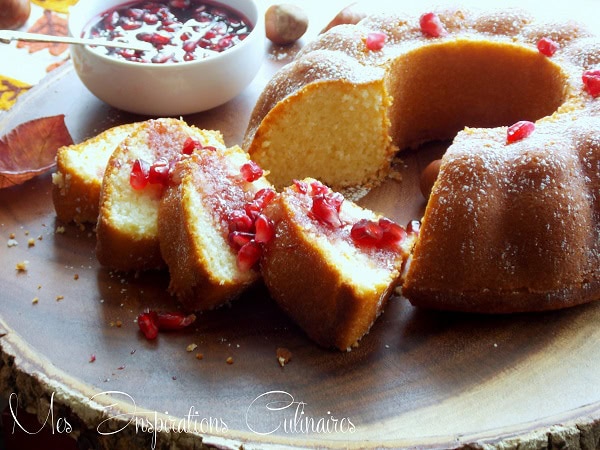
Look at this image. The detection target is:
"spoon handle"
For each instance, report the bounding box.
[0,30,152,52]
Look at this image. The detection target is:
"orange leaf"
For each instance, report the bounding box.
[31,0,79,15]
[0,75,32,111]
[0,115,73,188]
[17,10,69,55]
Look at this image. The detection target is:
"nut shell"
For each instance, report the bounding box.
[0,0,31,30]
[419,159,442,199]
[265,4,308,45]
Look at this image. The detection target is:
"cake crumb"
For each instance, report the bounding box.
[9,233,15,239]
[55,226,66,234]
[226,356,234,365]
[32,297,39,304]
[7,238,18,247]
[195,353,204,360]
[115,320,123,328]
[56,295,64,301]
[74,273,79,280]
[15,260,28,272]
[186,343,198,352]
[27,238,35,247]
[276,347,292,367]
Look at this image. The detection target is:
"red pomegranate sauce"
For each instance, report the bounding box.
[83,0,253,64]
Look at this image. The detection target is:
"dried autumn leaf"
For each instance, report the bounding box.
[17,10,68,55]
[0,115,73,188]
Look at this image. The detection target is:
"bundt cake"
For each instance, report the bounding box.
[158,145,273,311]
[261,178,416,350]
[52,122,141,224]
[245,6,600,312]
[96,118,225,271]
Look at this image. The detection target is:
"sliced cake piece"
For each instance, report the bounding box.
[96,118,225,271]
[261,178,416,351]
[159,146,274,311]
[52,122,141,224]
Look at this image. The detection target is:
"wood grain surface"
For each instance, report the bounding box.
[1,1,600,449]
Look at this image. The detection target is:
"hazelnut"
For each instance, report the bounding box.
[265,4,308,45]
[419,159,442,199]
[0,0,31,30]
[321,3,367,34]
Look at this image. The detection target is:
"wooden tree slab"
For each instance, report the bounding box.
[1,1,600,448]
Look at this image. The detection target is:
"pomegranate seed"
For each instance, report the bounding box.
[419,12,447,38]
[150,31,172,46]
[351,219,384,246]
[216,35,235,51]
[120,18,142,31]
[136,32,154,43]
[143,12,159,24]
[182,137,200,154]
[240,161,264,182]
[152,52,175,63]
[237,240,262,271]
[244,202,261,220]
[311,193,344,228]
[125,8,144,20]
[130,158,150,190]
[309,180,329,197]
[148,158,170,185]
[182,39,197,52]
[137,311,159,340]
[378,217,407,246]
[365,32,386,51]
[156,311,196,330]
[254,214,275,243]
[118,48,137,59]
[406,219,421,235]
[170,0,190,8]
[507,120,535,144]
[228,210,254,233]
[184,52,196,61]
[255,188,277,205]
[293,179,308,194]
[103,11,120,31]
[583,69,600,98]
[228,231,254,250]
[203,145,217,152]
[537,37,558,57]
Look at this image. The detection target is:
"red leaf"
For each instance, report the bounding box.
[0,115,73,189]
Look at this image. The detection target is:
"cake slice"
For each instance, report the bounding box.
[52,122,141,224]
[260,178,416,350]
[96,118,225,271]
[158,146,273,311]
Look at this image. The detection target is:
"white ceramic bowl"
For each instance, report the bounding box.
[68,0,264,116]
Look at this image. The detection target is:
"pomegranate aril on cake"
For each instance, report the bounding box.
[537,37,558,57]
[419,12,447,38]
[506,120,535,144]
[365,32,386,51]
[583,69,600,98]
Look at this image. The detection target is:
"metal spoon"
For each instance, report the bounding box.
[0,30,153,52]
